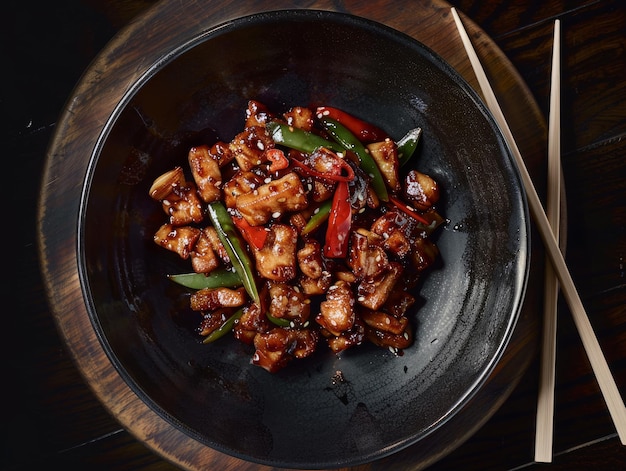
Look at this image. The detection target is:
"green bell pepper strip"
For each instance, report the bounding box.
[266,312,292,327]
[266,121,343,154]
[167,268,242,290]
[206,201,260,304]
[397,127,422,167]
[301,200,332,235]
[318,117,389,202]
[202,308,244,343]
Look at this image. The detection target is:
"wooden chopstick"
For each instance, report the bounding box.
[534,19,562,463]
[451,7,626,447]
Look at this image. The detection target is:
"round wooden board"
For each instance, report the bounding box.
[38,1,548,470]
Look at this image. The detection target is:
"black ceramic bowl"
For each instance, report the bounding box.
[44,8,529,469]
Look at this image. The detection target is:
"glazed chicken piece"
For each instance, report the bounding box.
[203,226,230,264]
[365,323,413,350]
[347,230,388,279]
[360,310,408,335]
[383,288,416,318]
[410,237,440,272]
[149,166,204,225]
[252,224,298,281]
[356,262,403,311]
[367,139,400,191]
[297,239,325,279]
[316,280,355,336]
[370,210,417,259]
[299,270,332,296]
[222,170,265,209]
[199,308,235,336]
[229,125,275,171]
[189,286,247,312]
[283,106,315,131]
[252,328,319,373]
[153,223,200,259]
[403,169,440,211]
[189,227,221,273]
[233,302,272,345]
[245,100,275,128]
[236,172,308,226]
[268,282,311,326]
[325,319,365,353]
[187,145,223,203]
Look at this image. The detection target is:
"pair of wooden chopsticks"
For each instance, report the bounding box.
[451,8,626,463]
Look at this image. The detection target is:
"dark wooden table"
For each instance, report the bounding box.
[5,0,625,469]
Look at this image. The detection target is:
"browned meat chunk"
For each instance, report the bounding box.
[365,323,413,351]
[229,125,274,171]
[190,227,220,273]
[356,262,403,311]
[222,170,264,209]
[347,231,388,279]
[149,167,204,225]
[245,100,275,128]
[187,145,223,203]
[199,309,233,336]
[325,319,365,353]
[252,328,319,373]
[190,286,247,312]
[252,224,298,281]
[233,303,271,345]
[203,226,230,264]
[360,310,408,335]
[299,271,332,295]
[317,280,355,336]
[367,139,400,191]
[410,237,440,272]
[236,172,308,226]
[403,169,440,211]
[370,210,418,258]
[283,106,314,131]
[153,223,200,259]
[297,239,325,279]
[383,289,416,317]
[268,282,311,326]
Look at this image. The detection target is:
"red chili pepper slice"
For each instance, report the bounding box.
[324,180,352,258]
[233,216,268,250]
[389,196,430,225]
[316,106,388,143]
[290,155,355,182]
[266,148,289,172]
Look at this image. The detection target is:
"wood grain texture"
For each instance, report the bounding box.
[4,0,625,470]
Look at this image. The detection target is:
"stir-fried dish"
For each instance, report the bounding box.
[149,101,443,372]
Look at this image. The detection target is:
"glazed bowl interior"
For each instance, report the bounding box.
[80,9,529,469]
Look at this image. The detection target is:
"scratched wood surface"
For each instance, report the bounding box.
[4,0,625,470]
